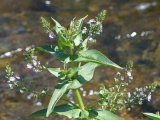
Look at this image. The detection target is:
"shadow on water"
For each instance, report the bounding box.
[0,0,160,120]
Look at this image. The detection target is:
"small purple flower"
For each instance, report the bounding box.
[88,35,93,41]
[138,88,143,91]
[87,19,95,24]
[96,21,101,25]
[49,32,55,39]
[80,40,83,43]
[9,76,16,81]
[27,63,33,69]
[121,76,124,80]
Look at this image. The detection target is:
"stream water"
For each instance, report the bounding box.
[0,0,160,120]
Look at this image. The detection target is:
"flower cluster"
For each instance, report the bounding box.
[25,48,48,73]
[5,64,48,98]
[82,10,107,42]
[98,61,157,112]
[124,82,157,110]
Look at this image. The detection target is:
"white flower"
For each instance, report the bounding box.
[8,84,13,88]
[20,90,24,93]
[87,19,95,24]
[33,68,41,73]
[147,93,151,101]
[41,90,46,94]
[127,71,131,77]
[27,63,33,69]
[16,76,20,79]
[88,35,93,41]
[32,60,37,66]
[128,92,131,98]
[9,76,16,81]
[82,27,87,34]
[36,102,42,106]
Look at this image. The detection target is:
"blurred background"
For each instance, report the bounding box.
[0,0,160,120]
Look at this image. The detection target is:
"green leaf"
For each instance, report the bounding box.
[48,68,61,77]
[143,113,160,120]
[80,110,89,119]
[89,109,123,120]
[68,79,82,89]
[58,31,73,47]
[54,104,81,119]
[74,49,122,69]
[30,104,81,119]
[81,38,88,50]
[67,68,79,79]
[46,79,70,117]
[73,32,82,46]
[29,109,47,118]
[77,15,88,31]
[35,45,69,61]
[78,63,99,83]
[51,17,65,33]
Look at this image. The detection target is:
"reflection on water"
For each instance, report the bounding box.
[0,45,35,59]
[0,0,160,120]
[114,30,154,40]
[135,2,157,11]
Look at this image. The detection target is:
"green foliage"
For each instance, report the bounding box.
[143,112,160,120]
[46,79,71,117]
[95,10,107,22]
[74,49,122,69]
[30,104,81,119]
[5,10,157,120]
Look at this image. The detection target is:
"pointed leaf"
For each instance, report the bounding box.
[96,110,123,120]
[46,79,70,117]
[29,109,47,118]
[143,113,160,120]
[30,104,81,119]
[54,104,81,118]
[77,15,88,31]
[48,68,61,77]
[80,110,89,119]
[35,45,69,61]
[68,79,82,89]
[73,32,82,46]
[89,109,123,120]
[82,38,88,50]
[58,31,72,47]
[74,49,122,69]
[51,17,65,33]
[67,68,79,79]
[78,63,99,83]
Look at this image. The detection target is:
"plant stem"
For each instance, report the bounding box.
[74,89,85,110]
[69,46,84,110]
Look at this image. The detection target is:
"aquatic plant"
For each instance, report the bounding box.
[5,10,157,120]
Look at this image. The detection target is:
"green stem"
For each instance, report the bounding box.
[74,89,85,110]
[69,47,75,68]
[69,47,84,110]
